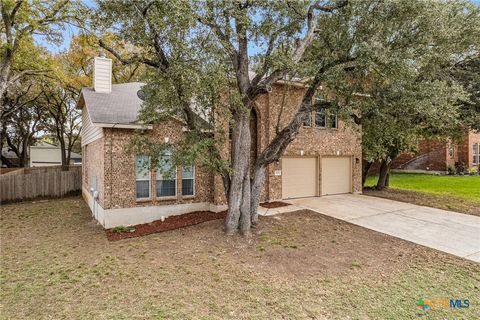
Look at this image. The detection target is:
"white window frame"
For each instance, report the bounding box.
[312,95,338,129]
[329,110,338,129]
[473,143,479,165]
[315,107,327,128]
[314,96,326,128]
[303,110,312,127]
[448,144,455,159]
[135,155,151,200]
[156,151,177,198]
[181,165,195,197]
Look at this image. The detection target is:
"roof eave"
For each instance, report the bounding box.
[93,122,153,130]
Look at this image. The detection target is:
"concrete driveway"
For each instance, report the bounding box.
[287,194,480,263]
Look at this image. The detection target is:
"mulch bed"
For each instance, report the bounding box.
[260,201,290,209]
[106,210,227,241]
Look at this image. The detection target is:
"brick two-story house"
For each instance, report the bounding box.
[389,132,480,172]
[78,57,362,228]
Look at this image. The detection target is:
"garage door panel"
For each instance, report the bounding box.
[282,158,317,199]
[321,157,351,196]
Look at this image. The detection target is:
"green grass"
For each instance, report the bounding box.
[366,173,480,201]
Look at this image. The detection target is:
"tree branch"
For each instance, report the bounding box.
[98,39,160,69]
[7,69,49,86]
[249,1,349,99]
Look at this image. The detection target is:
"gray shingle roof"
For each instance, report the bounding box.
[80,82,213,129]
[81,82,145,125]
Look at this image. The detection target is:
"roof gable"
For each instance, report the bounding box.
[79,82,145,125]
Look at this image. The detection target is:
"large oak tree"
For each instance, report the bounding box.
[93,0,479,234]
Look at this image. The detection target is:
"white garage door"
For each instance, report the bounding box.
[282,157,317,199]
[321,157,352,196]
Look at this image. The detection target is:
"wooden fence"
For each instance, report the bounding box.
[0,168,22,175]
[0,165,82,203]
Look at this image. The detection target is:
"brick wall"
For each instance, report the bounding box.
[255,84,362,200]
[82,82,362,210]
[369,131,480,175]
[82,137,105,207]
[102,119,215,210]
[459,131,480,168]
[369,139,450,174]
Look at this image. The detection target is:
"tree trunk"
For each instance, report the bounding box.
[21,138,28,167]
[59,137,68,170]
[225,112,251,235]
[250,164,266,226]
[362,160,373,187]
[247,78,322,221]
[0,56,12,106]
[239,171,251,234]
[376,158,391,190]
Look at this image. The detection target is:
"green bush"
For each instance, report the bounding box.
[468,167,478,175]
[447,165,455,175]
[111,226,129,233]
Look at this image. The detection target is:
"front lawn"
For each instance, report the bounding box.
[365,173,480,201]
[1,197,479,319]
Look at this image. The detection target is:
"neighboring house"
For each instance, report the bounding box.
[78,57,362,228]
[1,148,20,167]
[391,131,480,172]
[1,141,82,167]
[29,141,82,167]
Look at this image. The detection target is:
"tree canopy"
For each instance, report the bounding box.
[1,0,479,234]
[91,0,480,234]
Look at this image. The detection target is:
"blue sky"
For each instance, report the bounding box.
[37,0,480,54]
[35,0,95,53]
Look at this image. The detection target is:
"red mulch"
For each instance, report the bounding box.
[260,201,290,209]
[106,210,227,241]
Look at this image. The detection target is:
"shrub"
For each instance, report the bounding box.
[455,162,467,175]
[468,167,478,176]
[112,226,129,233]
[447,165,455,175]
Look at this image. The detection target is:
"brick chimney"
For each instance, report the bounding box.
[93,56,112,93]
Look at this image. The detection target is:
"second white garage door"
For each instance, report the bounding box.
[282,157,317,199]
[321,157,352,196]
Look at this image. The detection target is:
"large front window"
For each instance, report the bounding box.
[182,165,195,196]
[156,151,177,197]
[135,155,150,199]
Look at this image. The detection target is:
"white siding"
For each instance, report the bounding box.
[29,147,62,167]
[82,107,104,146]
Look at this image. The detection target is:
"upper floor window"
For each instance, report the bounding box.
[303,94,338,129]
[182,165,195,196]
[156,151,177,197]
[135,155,150,199]
[302,110,312,127]
[329,111,338,129]
[473,143,479,165]
[315,105,326,128]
